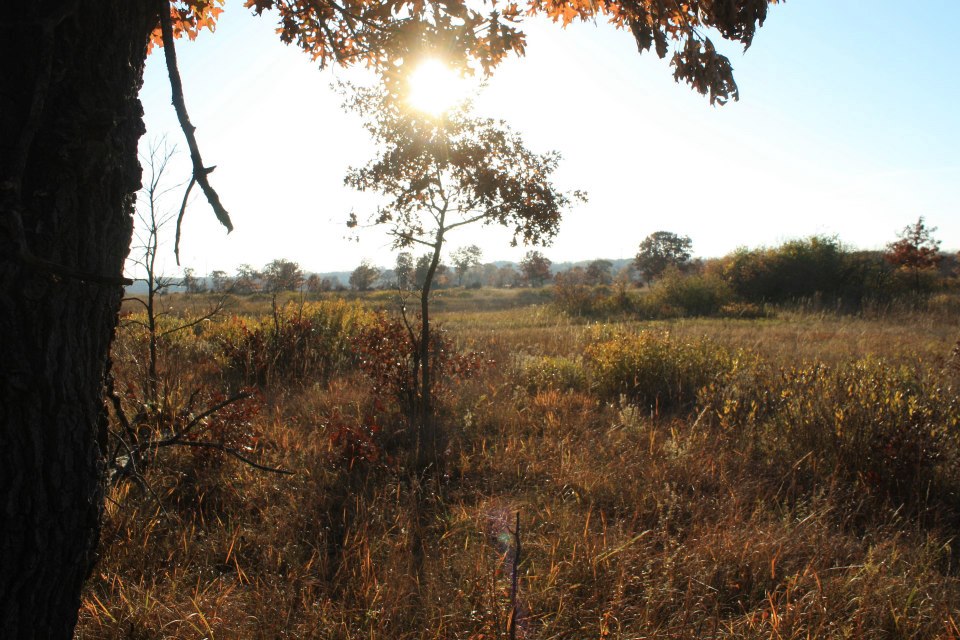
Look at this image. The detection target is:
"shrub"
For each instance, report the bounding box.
[717,301,770,319]
[551,274,603,316]
[926,292,960,317]
[354,313,487,421]
[646,268,733,316]
[585,329,732,413]
[323,409,389,470]
[720,236,888,305]
[186,391,264,470]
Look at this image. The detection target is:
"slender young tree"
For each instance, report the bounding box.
[110,140,239,486]
[345,83,581,463]
[128,140,181,402]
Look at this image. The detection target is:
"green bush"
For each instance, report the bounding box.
[646,268,733,316]
[552,277,636,318]
[720,236,890,306]
[585,329,732,413]
[552,281,602,316]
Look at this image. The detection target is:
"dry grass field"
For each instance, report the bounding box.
[79,289,960,638]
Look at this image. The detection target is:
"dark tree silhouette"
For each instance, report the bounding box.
[635,231,693,282]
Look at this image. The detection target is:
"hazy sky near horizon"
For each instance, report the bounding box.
[137,0,960,276]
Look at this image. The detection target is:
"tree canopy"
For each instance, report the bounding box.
[162,0,778,105]
[262,258,304,292]
[349,260,381,291]
[886,217,942,291]
[344,84,582,250]
[343,81,580,462]
[520,250,553,287]
[451,245,483,286]
[635,231,694,282]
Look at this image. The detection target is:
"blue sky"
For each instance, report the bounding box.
[137,0,959,275]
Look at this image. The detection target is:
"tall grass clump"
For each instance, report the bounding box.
[585,329,732,413]
[552,278,637,318]
[512,353,587,394]
[214,299,374,387]
[703,357,960,507]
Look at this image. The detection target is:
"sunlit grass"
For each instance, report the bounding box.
[80,289,960,638]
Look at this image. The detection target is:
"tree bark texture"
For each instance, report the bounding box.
[0,2,153,636]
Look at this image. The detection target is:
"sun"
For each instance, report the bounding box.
[406,58,466,116]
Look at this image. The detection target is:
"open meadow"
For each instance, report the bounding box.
[78,289,960,639]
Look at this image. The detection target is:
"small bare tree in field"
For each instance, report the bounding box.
[344,82,583,464]
[108,140,286,487]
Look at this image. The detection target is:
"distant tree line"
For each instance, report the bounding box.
[551,219,958,317]
[181,218,954,305]
[187,259,341,295]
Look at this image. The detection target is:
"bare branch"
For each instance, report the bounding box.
[174,176,196,266]
[158,298,226,339]
[121,296,150,312]
[153,391,253,446]
[158,0,233,235]
[146,439,294,475]
[443,211,489,232]
[392,230,437,249]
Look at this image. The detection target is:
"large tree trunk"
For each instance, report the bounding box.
[0,2,153,636]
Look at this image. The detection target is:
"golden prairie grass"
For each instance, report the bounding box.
[79,291,960,638]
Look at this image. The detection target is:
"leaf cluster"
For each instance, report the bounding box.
[149,0,225,52]
[158,0,779,105]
